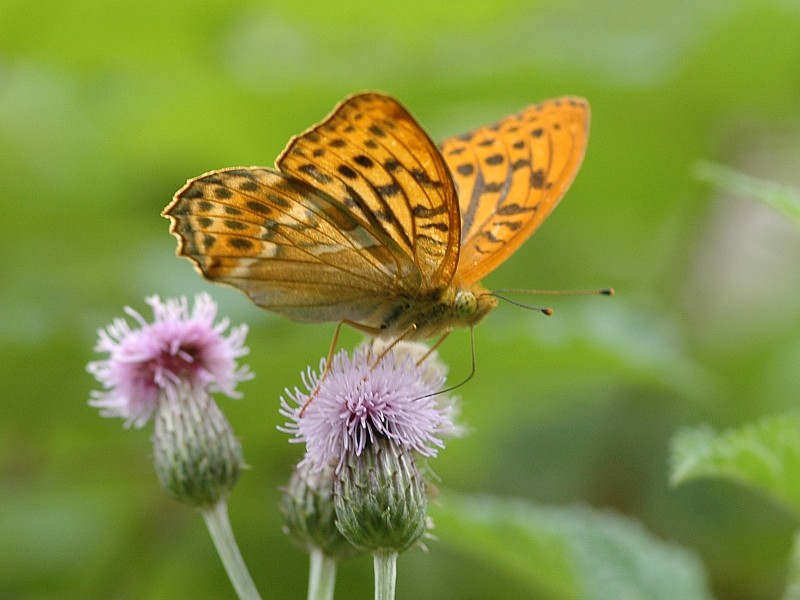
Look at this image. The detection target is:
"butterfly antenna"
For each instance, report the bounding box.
[487,292,554,315]
[494,287,615,296]
[488,286,614,315]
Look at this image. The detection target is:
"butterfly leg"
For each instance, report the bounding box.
[299,321,347,417]
[299,319,389,417]
[414,331,451,366]
[366,324,419,370]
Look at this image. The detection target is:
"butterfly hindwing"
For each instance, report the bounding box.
[441,97,589,285]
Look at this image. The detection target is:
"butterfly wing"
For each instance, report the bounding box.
[279,92,460,289]
[440,97,589,285]
[163,93,461,327]
[165,167,415,324]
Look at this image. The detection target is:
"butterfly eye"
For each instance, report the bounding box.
[454,290,478,318]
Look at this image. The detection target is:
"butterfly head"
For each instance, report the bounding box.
[453,287,498,328]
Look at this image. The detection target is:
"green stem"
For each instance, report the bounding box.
[373,551,398,600]
[201,501,262,600]
[307,548,337,600]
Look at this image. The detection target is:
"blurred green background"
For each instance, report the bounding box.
[3,0,800,598]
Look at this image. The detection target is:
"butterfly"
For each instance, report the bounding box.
[163,92,589,343]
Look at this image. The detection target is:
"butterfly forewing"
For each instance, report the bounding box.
[278,93,461,290]
[441,97,589,285]
[165,167,419,324]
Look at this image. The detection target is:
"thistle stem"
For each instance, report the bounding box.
[373,551,398,600]
[201,501,262,600]
[307,548,337,600]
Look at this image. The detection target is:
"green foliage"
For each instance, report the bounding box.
[671,414,800,518]
[432,491,713,600]
[696,162,800,229]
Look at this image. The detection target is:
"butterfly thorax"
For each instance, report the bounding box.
[374,284,499,340]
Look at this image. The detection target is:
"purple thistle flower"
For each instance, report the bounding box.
[87,294,252,428]
[280,342,457,472]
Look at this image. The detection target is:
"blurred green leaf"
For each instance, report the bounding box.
[784,530,800,600]
[431,491,714,600]
[670,414,800,517]
[696,162,800,229]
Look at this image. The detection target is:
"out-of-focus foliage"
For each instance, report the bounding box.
[432,491,714,600]
[671,415,800,518]
[2,1,800,598]
[696,162,800,229]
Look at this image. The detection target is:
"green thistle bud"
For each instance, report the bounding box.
[280,461,361,561]
[334,437,427,554]
[152,385,243,507]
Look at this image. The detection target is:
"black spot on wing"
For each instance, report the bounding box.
[246,200,271,214]
[456,164,475,176]
[268,194,291,209]
[420,222,449,232]
[497,203,536,216]
[224,220,247,231]
[531,169,546,189]
[229,237,254,250]
[411,168,442,188]
[181,187,203,200]
[298,164,333,184]
[511,159,530,171]
[376,183,401,196]
[413,204,448,218]
[337,164,358,179]
[353,155,374,168]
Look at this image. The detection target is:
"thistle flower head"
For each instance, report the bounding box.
[279,341,456,472]
[87,293,252,427]
[280,461,362,561]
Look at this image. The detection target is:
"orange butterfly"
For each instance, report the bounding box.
[163,92,589,342]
